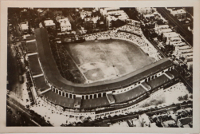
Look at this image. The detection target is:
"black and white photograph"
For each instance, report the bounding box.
[1,0,200,133]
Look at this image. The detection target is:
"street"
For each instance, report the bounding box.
[143,33,193,92]
[156,8,193,46]
[7,95,52,126]
[79,101,192,126]
[7,96,40,126]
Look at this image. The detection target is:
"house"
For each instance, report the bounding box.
[58,18,71,32]
[100,7,120,16]
[40,20,56,29]
[177,117,192,127]
[105,10,128,28]
[154,24,172,35]
[139,114,151,127]
[169,8,187,21]
[136,7,155,15]
[162,32,180,45]
[19,22,29,34]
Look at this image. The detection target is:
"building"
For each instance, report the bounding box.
[39,20,56,29]
[100,7,120,16]
[58,18,71,32]
[174,45,193,58]
[106,10,129,21]
[27,28,178,112]
[162,32,180,45]
[169,37,182,45]
[136,7,155,15]
[19,22,29,34]
[171,41,186,47]
[139,114,151,127]
[53,10,62,16]
[80,10,92,19]
[105,10,129,28]
[126,19,141,27]
[100,8,129,28]
[106,15,118,28]
[154,24,172,35]
[162,120,177,127]
[84,16,99,26]
[167,8,187,21]
[187,61,193,70]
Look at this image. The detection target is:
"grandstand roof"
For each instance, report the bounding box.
[26,41,37,53]
[43,90,75,108]
[113,85,146,103]
[147,74,169,89]
[28,54,43,76]
[81,97,110,109]
[35,28,173,94]
[33,75,50,92]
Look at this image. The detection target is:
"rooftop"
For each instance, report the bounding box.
[28,54,43,76]
[26,41,37,53]
[44,20,55,27]
[147,74,169,89]
[163,32,179,38]
[81,97,110,109]
[20,22,28,31]
[42,90,75,108]
[33,75,50,92]
[58,18,71,26]
[113,85,146,103]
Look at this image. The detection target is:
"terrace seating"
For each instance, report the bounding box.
[113,85,146,103]
[33,75,50,94]
[26,40,37,54]
[28,54,43,76]
[147,74,170,89]
[81,96,110,109]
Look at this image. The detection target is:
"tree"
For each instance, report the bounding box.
[182,94,188,100]
[111,19,126,28]
[178,96,183,101]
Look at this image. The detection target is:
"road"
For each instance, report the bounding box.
[80,102,192,126]
[7,95,52,126]
[175,69,193,92]
[156,8,193,46]
[7,96,41,126]
[147,37,166,58]
[144,34,193,91]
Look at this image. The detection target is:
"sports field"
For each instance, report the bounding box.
[65,39,155,83]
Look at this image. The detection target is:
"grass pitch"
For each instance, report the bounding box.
[65,39,155,83]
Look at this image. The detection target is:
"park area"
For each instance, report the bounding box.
[65,39,155,83]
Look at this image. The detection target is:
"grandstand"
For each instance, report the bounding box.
[25,28,178,111]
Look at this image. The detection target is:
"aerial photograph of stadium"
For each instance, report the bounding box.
[7,6,193,127]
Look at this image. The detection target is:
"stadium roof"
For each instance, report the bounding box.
[81,97,110,109]
[33,75,50,92]
[35,28,173,94]
[26,41,37,53]
[28,54,43,76]
[43,90,75,108]
[147,74,169,89]
[114,85,146,103]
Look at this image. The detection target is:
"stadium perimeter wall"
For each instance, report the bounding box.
[35,28,173,95]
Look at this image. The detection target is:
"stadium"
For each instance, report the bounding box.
[25,25,178,116]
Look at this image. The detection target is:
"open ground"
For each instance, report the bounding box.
[64,39,155,83]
